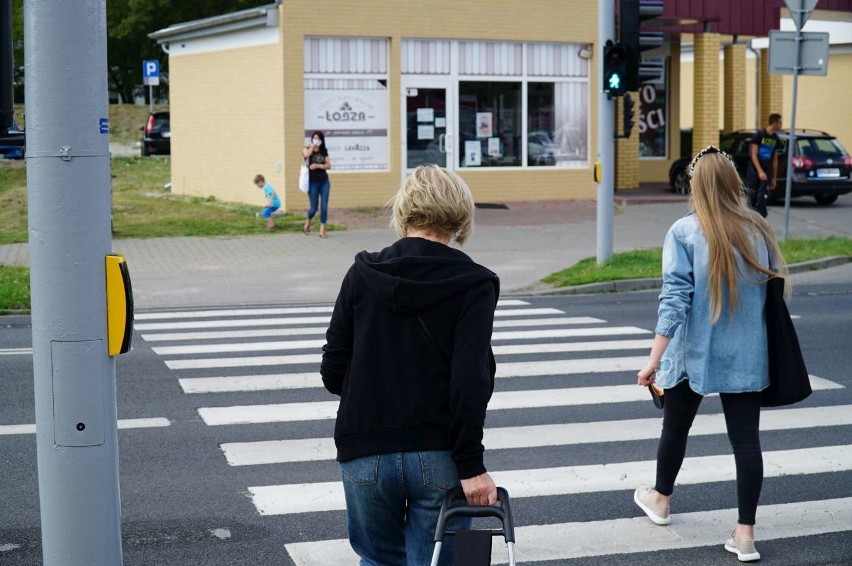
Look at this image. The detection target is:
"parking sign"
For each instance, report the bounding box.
[143,60,160,86]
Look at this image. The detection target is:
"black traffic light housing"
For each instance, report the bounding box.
[603,40,628,98]
[622,93,635,138]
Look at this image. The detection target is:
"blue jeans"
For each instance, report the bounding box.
[307,180,330,224]
[340,451,469,566]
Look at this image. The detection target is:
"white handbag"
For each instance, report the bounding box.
[298,159,309,193]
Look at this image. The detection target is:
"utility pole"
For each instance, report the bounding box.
[597,0,615,264]
[24,1,124,564]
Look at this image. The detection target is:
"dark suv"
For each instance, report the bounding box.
[669,129,852,205]
[141,111,170,156]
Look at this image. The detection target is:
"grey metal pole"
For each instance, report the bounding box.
[597,0,615,264]
[149,84,153,114]
[24,1,123,564]
[782,4,803,241]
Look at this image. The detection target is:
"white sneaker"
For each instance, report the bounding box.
[633,486,671,525]
[725,530,760,562]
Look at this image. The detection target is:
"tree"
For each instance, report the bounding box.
[13,1,263,104]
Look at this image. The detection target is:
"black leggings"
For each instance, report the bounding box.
[654,380,763,525]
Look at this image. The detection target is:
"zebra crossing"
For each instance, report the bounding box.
[137,299,852,564]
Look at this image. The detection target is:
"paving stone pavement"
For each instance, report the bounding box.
[1,198,849,309]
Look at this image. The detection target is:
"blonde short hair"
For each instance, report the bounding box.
[390,165,475,245]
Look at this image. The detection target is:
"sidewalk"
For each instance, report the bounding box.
[1,191,849,309]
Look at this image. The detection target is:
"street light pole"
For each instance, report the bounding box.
[597,0,615,264]
[24,1,124,563]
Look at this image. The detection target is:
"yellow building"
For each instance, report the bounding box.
[150,2,852,208]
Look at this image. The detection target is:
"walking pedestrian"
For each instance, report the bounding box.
[634,146,789,562]
[321,165,500,565]
[252,174,280,230]
[302,130,331,238]
[746,114,783,217]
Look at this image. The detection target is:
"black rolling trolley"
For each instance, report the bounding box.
[429,486,517,566]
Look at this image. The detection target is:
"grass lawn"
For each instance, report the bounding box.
[542,236,852,287]
[0,157,318,245]
[0,267,30,314]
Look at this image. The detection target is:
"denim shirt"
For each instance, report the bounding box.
[655,214,770,395]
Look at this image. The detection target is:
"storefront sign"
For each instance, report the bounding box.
[638,82,667,159]
[305,89,389,170]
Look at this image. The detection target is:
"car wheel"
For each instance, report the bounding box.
[672,169,689,195]
[814,194,838,205]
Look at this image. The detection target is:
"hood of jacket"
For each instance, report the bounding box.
[354,237,499,314]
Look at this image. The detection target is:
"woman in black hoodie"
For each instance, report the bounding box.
[321,165,499,565]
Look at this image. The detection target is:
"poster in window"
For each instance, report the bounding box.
[304,87,389,171]
[465,140,482,166]
[476,112,493,138]
[487,137,501,157]
[638,62,667,159]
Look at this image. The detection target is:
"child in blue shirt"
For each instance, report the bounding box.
[253,174,281,230]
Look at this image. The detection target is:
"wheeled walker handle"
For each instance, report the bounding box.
[433,486,515,543]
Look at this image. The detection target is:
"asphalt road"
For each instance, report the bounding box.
[0,285,850,565]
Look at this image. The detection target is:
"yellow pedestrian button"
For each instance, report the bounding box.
[105,254,134,356]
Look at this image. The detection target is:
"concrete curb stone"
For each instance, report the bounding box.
[509,255,851,297]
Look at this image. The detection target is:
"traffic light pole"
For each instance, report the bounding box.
[596,0,615,264]
[24,1,124,564]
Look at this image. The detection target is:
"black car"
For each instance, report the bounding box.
[669,129,852,205]
[141,111,170,156]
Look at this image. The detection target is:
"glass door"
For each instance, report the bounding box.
[402,78,454,177]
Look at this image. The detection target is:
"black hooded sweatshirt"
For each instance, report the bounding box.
[321,237,499,479]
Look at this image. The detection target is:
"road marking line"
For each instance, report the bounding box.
[136,300,529,321]
[0,348,32,356]
[221,403,852,466]
[197,376,842,426]
[0,417,171,435]
[283,497,852,565]
[166,353,651,373]
[250,444,852,515]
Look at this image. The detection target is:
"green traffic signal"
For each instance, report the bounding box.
[603,41,629,97]
[608,73,622,91]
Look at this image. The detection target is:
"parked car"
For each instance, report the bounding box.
[669,129,852,205]
[0,122,25,160]
[141,111,170,156]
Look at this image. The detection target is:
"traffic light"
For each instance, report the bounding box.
[623,93,635,138]
[619,0,665,91]
[603,41,628,97]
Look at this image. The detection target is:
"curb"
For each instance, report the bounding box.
[508,255,852,297]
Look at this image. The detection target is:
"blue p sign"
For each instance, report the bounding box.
[143,60,159,78]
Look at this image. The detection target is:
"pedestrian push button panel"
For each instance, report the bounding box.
[105,254,134,356]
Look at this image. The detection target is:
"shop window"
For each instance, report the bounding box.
[638,59,667,159]
[528,82,588,167]
[458,82,522,167]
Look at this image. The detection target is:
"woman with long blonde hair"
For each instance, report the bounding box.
[633,147,788,562]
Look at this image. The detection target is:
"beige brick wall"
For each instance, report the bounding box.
[783,52,852,149]
[692,33,720,153]
[279,0,599,209]
[759,50,783,128]
[723,44,747,133]
[615,92,639,190]
[169,44,284,206]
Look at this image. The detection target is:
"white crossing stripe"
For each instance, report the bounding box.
[492,326,651,340]
[135,306,334,320]
[177,341,656,391]
[0,348,32,356]
[136,307,561,331]
[135,301,528,321]
[142,326,329,342]
[197,376,842,426]
[141,318,622,343]
[166,353,650,373]
[220,403,852,466]
[180,373,318,394]
[154,332,639,357]
[249,444,852,515]
[0,417,171,436]
[134,316,331,331]
[283,497,852,565]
